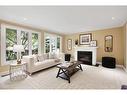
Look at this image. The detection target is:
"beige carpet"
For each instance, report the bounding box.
[0,65,127,89]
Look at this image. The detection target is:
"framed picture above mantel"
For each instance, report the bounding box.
[90,40,97,47]
[79,33,92,45]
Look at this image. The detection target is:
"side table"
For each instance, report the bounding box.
[9,62,27,81]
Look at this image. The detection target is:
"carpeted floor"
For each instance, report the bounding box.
[0,65,127,89]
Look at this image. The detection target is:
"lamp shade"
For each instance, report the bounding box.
[13,45,25,52]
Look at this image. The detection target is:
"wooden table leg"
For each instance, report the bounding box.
[78,64,83,71]
[56,68,61,78]
[67,70,70,83]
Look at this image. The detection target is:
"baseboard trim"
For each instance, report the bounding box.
[117,65,127,73]
[96,62,102,65]
[116,64,123,68]
[123,66,127,73]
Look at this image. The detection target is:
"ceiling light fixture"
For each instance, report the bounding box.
[23,17,27,21]
[111,17,115,20]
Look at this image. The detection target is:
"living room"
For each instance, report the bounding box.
[0,5,127,90]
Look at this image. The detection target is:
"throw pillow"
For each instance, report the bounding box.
[49,52,55,59]
[43,53,49,60]
[38,55,44,62]
[31,54,38,63]
[53,53,60,59]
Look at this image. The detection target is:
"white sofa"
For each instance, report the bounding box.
[22,53,64,75]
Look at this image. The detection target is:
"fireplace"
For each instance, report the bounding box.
[77,51,92,65]
[74,46,98,65]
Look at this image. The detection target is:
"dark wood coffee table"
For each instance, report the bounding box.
[56,61,83,83]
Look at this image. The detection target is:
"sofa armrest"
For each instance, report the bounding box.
[22,56,35,72]
[59,53,65,61]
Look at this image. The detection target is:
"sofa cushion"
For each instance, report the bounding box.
[35,59,56,66]
[43,59,56,64]
[35,62,43,66]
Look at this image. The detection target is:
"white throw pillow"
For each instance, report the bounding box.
[43,53,49,60]
[49,52,55,59]
[53,53,58,59]
[38,55,44,62]
[31,54,38,63]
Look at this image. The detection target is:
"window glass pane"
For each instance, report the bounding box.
[6,28,17,61]
[21,31,29,56]
[57,37,60,49]
[32,33,39,54]
[45,36,50,53]
[51,38,56,52]
[44,34,61,53]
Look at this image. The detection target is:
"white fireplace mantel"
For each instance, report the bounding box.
[74,46,98,65]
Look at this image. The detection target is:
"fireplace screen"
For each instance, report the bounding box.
[77,51,92,65]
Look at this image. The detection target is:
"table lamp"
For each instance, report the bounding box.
[13,45,25,64]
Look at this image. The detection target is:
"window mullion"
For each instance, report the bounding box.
[17,29,21,45]
[29,32,32,55]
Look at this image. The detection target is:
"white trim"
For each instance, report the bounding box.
[116,64,123,68]
[44,32,62,53]
[1,24,6,65]
[74,46,98,65]
[60,36,62,52]
[96,61,102,65]
[123,66,127,73]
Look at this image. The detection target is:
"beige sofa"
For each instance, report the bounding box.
[22,53,64,75]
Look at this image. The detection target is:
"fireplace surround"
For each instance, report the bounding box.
[74,46,98,65]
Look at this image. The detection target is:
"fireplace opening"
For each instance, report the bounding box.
[77,51,92,65]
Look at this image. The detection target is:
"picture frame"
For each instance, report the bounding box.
[67,39,72,51]
[90,40,97,47]
[105,35,113,52]
[79,33,92,45]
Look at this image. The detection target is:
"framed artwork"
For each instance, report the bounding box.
[105,35,113,52]
[67,39,72,51]
[90,40,97,47]
[79,33,92,45]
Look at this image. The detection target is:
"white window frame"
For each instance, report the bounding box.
[31,31,41,55]
[1,24,41,65]
[44,33,62,53]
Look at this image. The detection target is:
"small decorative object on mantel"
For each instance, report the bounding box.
[67,39,72,51]
[90,40,97,47]
[75,39,78,45]
[79,33,92,45]
[105,35,113,52]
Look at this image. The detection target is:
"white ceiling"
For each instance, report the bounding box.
[0,6,127,34]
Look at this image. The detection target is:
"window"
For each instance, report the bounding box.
[44,33,62,53]
[32,33,39,54]
[21,31,29,56]
[57,36,60,50]
[1,24,41,65]
[6,28,17,61]
[45,36,50,53]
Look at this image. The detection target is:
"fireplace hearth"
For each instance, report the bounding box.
[77,51,92,65]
